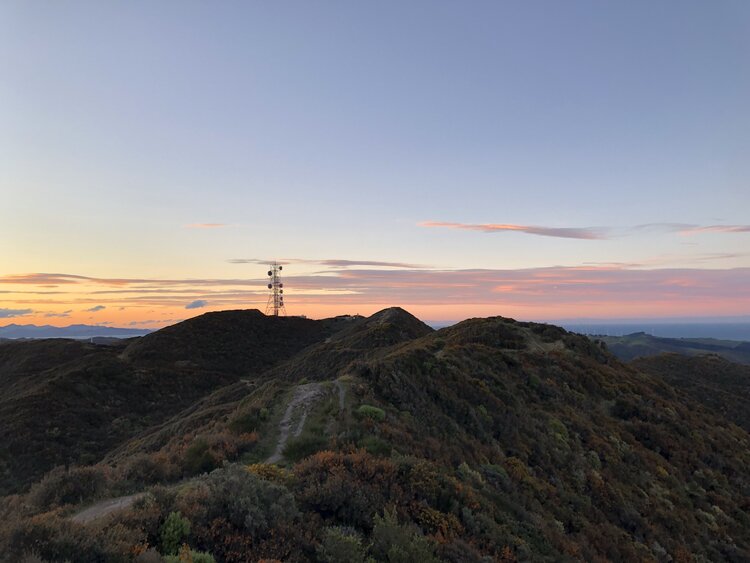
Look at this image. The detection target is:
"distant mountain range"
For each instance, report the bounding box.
[0,323,152,339]
[595,331,750,365]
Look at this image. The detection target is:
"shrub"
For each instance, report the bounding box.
[359,436,391,456]
[164,545,216,563]
[317,526,370,563]
[183,439,218,475]
[160,511,190,555]
[356,405,386,421]
[135,549,164,563]
[371,507,441,563]
[27,465,110,510]
[247,463,295,487]
[124,453,180,486]
[193,464,298,537]
[283,434,328,463]
[229,407,269,433]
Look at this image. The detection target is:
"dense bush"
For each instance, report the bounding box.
[356,405,386,421]
[164,545,216,563]
[371,508,441,563]
[317,526,370,563]
[27,465,111,510]
[283,434,328,463]
[160,511,190,555]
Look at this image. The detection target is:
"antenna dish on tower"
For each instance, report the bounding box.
[265,262,287,317]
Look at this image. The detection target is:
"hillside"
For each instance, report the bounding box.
[0,310,749,562]
[595,331,750,364]
[0,310,348,494]
[632,353,750,431]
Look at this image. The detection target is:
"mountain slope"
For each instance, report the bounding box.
[1,310,749,562]
[0,310,346,494]
[632,352,750,431]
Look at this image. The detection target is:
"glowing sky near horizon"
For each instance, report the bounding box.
[2,1,750,328]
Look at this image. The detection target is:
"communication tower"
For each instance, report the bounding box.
[265,262,286,316]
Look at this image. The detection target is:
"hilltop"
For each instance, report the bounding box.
[0,309,749,562]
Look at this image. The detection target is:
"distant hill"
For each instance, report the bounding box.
[0,323,153,339]
[594,331,750,364]
[1,309,749,562]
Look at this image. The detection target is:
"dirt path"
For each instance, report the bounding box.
[266,382,324,464]
[71,493,144,525]
[335,379,345,412]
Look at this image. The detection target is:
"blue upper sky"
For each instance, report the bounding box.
[2,1,749,325]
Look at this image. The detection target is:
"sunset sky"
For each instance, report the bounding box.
[2,1,750,328]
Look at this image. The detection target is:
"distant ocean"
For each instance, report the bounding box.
[559,323,750,341]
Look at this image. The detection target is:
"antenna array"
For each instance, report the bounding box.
[265,262,286,316]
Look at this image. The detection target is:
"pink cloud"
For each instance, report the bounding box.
[185,223,228,229]
[678,225,750,235]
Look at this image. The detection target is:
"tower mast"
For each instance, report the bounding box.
[265,262,286,316]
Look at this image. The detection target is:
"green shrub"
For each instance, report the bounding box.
[317,526,370,563]
[164,547,216,563]
[371,507,440,563]
[195,464,299,537]
[356,404,386,421]
[160,511,190,555]
[359,436,391,456]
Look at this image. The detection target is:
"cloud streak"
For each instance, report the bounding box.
[185,299,209,309]
[185,223,228,229]
[419,221,606,240]
[85,305,106,312]
[0,308,33,318]
[228,258,429,269]
[421,221,750,240]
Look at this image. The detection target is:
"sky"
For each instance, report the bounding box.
[2,1,750,328]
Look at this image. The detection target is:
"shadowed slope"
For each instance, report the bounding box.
[632,353,750,431]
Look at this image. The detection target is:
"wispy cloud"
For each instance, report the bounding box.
[228,258,429,269]
[421,220,750,240]
[678,224,750,235]
[185,299,208,309]
[85,305,106,312]
[0,308,33,318]
[44,310,72,318]
[419,221,606,240]
[185,223,228,229]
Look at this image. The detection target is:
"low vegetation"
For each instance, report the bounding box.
[0,308,748,561]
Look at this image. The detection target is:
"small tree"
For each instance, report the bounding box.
[160,511,191,556]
